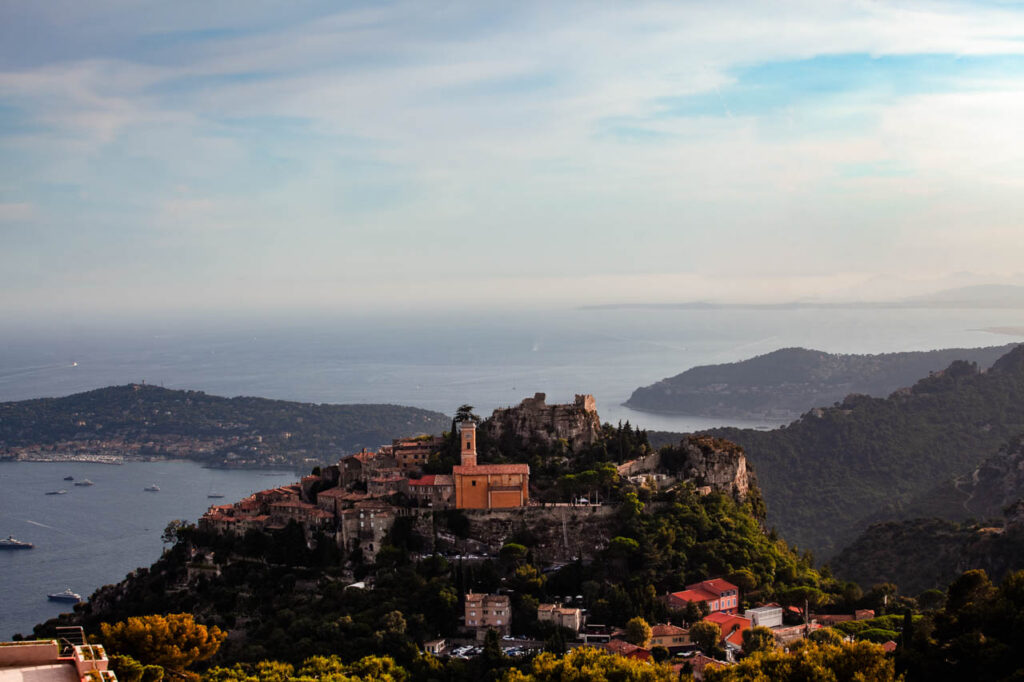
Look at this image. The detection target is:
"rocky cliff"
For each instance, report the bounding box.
[627,435,754,503]
[483,393,602,452]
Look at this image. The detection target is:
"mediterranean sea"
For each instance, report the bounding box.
[1,306,1022,638]
[0,461,297,639]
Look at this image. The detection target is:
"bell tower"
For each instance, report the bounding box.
[458,421,477,467]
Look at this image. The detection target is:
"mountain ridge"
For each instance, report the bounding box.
[626,344,1017,421]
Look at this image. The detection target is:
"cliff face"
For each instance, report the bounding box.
[619,435,754,503]
[483,393,602,451]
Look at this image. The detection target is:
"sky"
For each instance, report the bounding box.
[3,0,1024,318]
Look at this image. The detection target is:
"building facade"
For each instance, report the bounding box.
[669,578,740,615]
[464,592,511,636]
[452,422,529,509]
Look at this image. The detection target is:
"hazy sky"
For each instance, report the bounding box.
[3,1,1024,317]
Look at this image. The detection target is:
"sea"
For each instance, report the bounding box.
[1,305,1023,637]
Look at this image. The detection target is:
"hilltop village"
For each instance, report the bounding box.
[200,395,591,562]
[177,394,868,671]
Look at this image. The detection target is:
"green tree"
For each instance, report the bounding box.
[690,620,722,652]
[741,626,775,656]
[624,616,652,648]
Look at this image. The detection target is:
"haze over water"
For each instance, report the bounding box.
[3,307,1022,432]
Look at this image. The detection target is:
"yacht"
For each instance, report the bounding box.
[47,588,82,603]
[45,489,68,495]
[63,475,74,481]
[144,484,160,492]
[0,535,34,549]
[74,479,94,487]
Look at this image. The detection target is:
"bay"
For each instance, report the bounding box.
[1,306,1023,639]
[0,461,298,639]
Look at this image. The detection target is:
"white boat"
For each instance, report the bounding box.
[0,535,34,549]
[45,490,67,495]
[47,588,81,603]
[74,479,94,487]
[144,484,160,492]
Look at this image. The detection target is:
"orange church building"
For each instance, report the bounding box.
[452,421,529,509]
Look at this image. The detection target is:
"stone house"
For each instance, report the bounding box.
[464,592,511,636]
[537,604,584,633]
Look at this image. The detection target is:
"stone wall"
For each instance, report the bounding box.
[483,393,602,452]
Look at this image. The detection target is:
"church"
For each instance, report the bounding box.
[452,421,530,509]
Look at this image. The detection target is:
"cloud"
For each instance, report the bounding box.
[4,1,1024,314]
[0,202,35,221]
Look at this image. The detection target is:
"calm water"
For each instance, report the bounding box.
[1,306,1022,638]
[0,461,298,639]
[3,307,1022,431]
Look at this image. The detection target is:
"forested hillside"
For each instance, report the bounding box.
[651,345,1024,558]
[830,510,1024,596]
[0,384,450,465]
[627,344,1015,420]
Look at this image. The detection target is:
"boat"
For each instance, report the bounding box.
[207,492,225,498]
[0,535,34,549]
[45,490,68,495]
[74,479,94,487]
[47,588,82,603]
[144,484,160,492]
[63,476,74,481]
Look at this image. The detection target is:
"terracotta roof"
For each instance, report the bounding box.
[604,640,642,655]
[452,464,530,475]
[881,640,897,653]
[671,587,718,603]
[704,613,751,647]
[688,578,739,595]
[651,623,688,637]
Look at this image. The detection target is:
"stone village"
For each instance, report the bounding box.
[196,394,874,669]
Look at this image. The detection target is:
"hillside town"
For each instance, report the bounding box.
[190,394,877,675]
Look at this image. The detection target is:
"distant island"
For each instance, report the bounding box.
[585,284,1024,311]
[626,344,1017,421]
[0,384,451,469]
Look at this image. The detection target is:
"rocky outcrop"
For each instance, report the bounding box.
[483,393,602,452]
[619,435,754,503]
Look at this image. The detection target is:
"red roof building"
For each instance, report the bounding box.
[669,578,740,615]
[603,640,652,660]
[704,612,752,650]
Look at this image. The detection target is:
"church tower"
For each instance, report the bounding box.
[458,421,477,467]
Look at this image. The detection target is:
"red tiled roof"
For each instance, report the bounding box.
[671,587,718,603]
[704,613,751,647]
[688,578,739,595]
[452,464,530,475]
[409,474,455,487]
[651,623,688,637]
[604,640,640,655]
[881,640,897,653]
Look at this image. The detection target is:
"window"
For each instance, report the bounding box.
[472,480,477,486]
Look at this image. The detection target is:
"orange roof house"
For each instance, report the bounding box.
[669,578,740,615]
[452,422,529,509]
[603,639,652,660]
[704,612,752,650]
